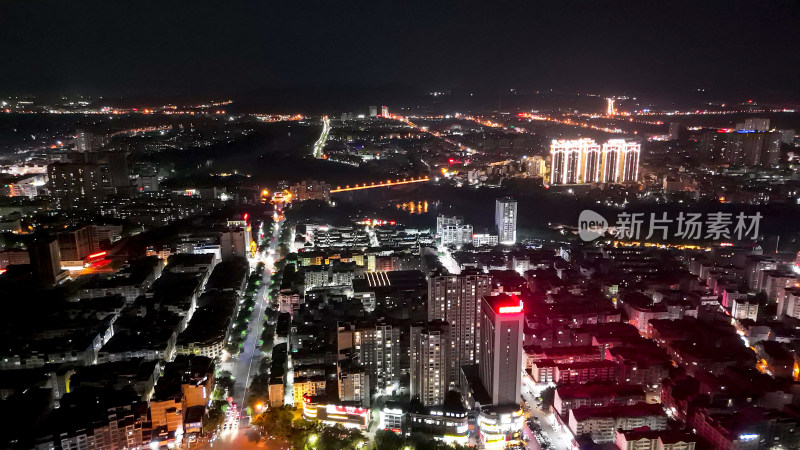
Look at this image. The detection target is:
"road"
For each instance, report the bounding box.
[312,116,330,158]
[521,381,573,450]
[232,219,282,411]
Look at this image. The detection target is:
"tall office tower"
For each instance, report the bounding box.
[495,197,517,245]
[57,225,100,262]
[29,237,63,286]
[47,163,105,209]
[381,106,389,117]
[602,139,640,183]
[428,270,492,387]
[549,138,601,184]
[410,321,450,406]
[737,117,770,132]
[369,106,378,117]
[479,293,524,406]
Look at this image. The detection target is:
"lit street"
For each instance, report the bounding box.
[521,381,573,450]
[232,218,282,414]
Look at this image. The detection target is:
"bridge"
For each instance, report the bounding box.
[330,176,430,193]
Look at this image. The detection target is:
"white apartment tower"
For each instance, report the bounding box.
[410,321,450,406]
[495,197,517,245]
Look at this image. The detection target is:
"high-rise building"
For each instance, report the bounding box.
[338,362,370,408]
[479,293,524,406]
[737,117,770,132]
[525,155,548,179]
[550,138,598,184]
[369,106,378,117]
[47,162,105,209]
[75,129,110,153]
[436,215,472,247]
[102,150,130,189]
[75,129,94,153]
[428,270,491,387]
[338,320,408,396]
[381,106,389,117]
[668,123,684,141]
[605,139,641,183]
[410,321,450,406]
[549,139,640,185]
[220,219,252,261]
[495,198,517,245]
[723,131,782,166]
[29,237,64,286]
[57,225,101,263]
[287,180,331,203]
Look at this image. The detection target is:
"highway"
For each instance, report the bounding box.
[312,116,330,158]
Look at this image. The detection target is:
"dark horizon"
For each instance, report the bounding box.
[2,0,799,108]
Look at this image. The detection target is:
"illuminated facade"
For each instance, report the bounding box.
[477,407,525,448]
[428,271,492,388]
[378,403,470,446]
[302,396,370,429]
[606,98,617,116]
[410,321,449,406]
[549,139,640,185]
[603,139,640,183]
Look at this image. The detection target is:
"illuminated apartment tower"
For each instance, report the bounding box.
[495,197,518,245]
[549,138,601,185]
[410,321,450,406]
[428,270,492,388]
[602,139,640,183]
[549,139,640,185]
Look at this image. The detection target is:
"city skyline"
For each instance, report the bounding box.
[2,2,800,449]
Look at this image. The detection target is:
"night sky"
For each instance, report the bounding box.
[1,0,799,104]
